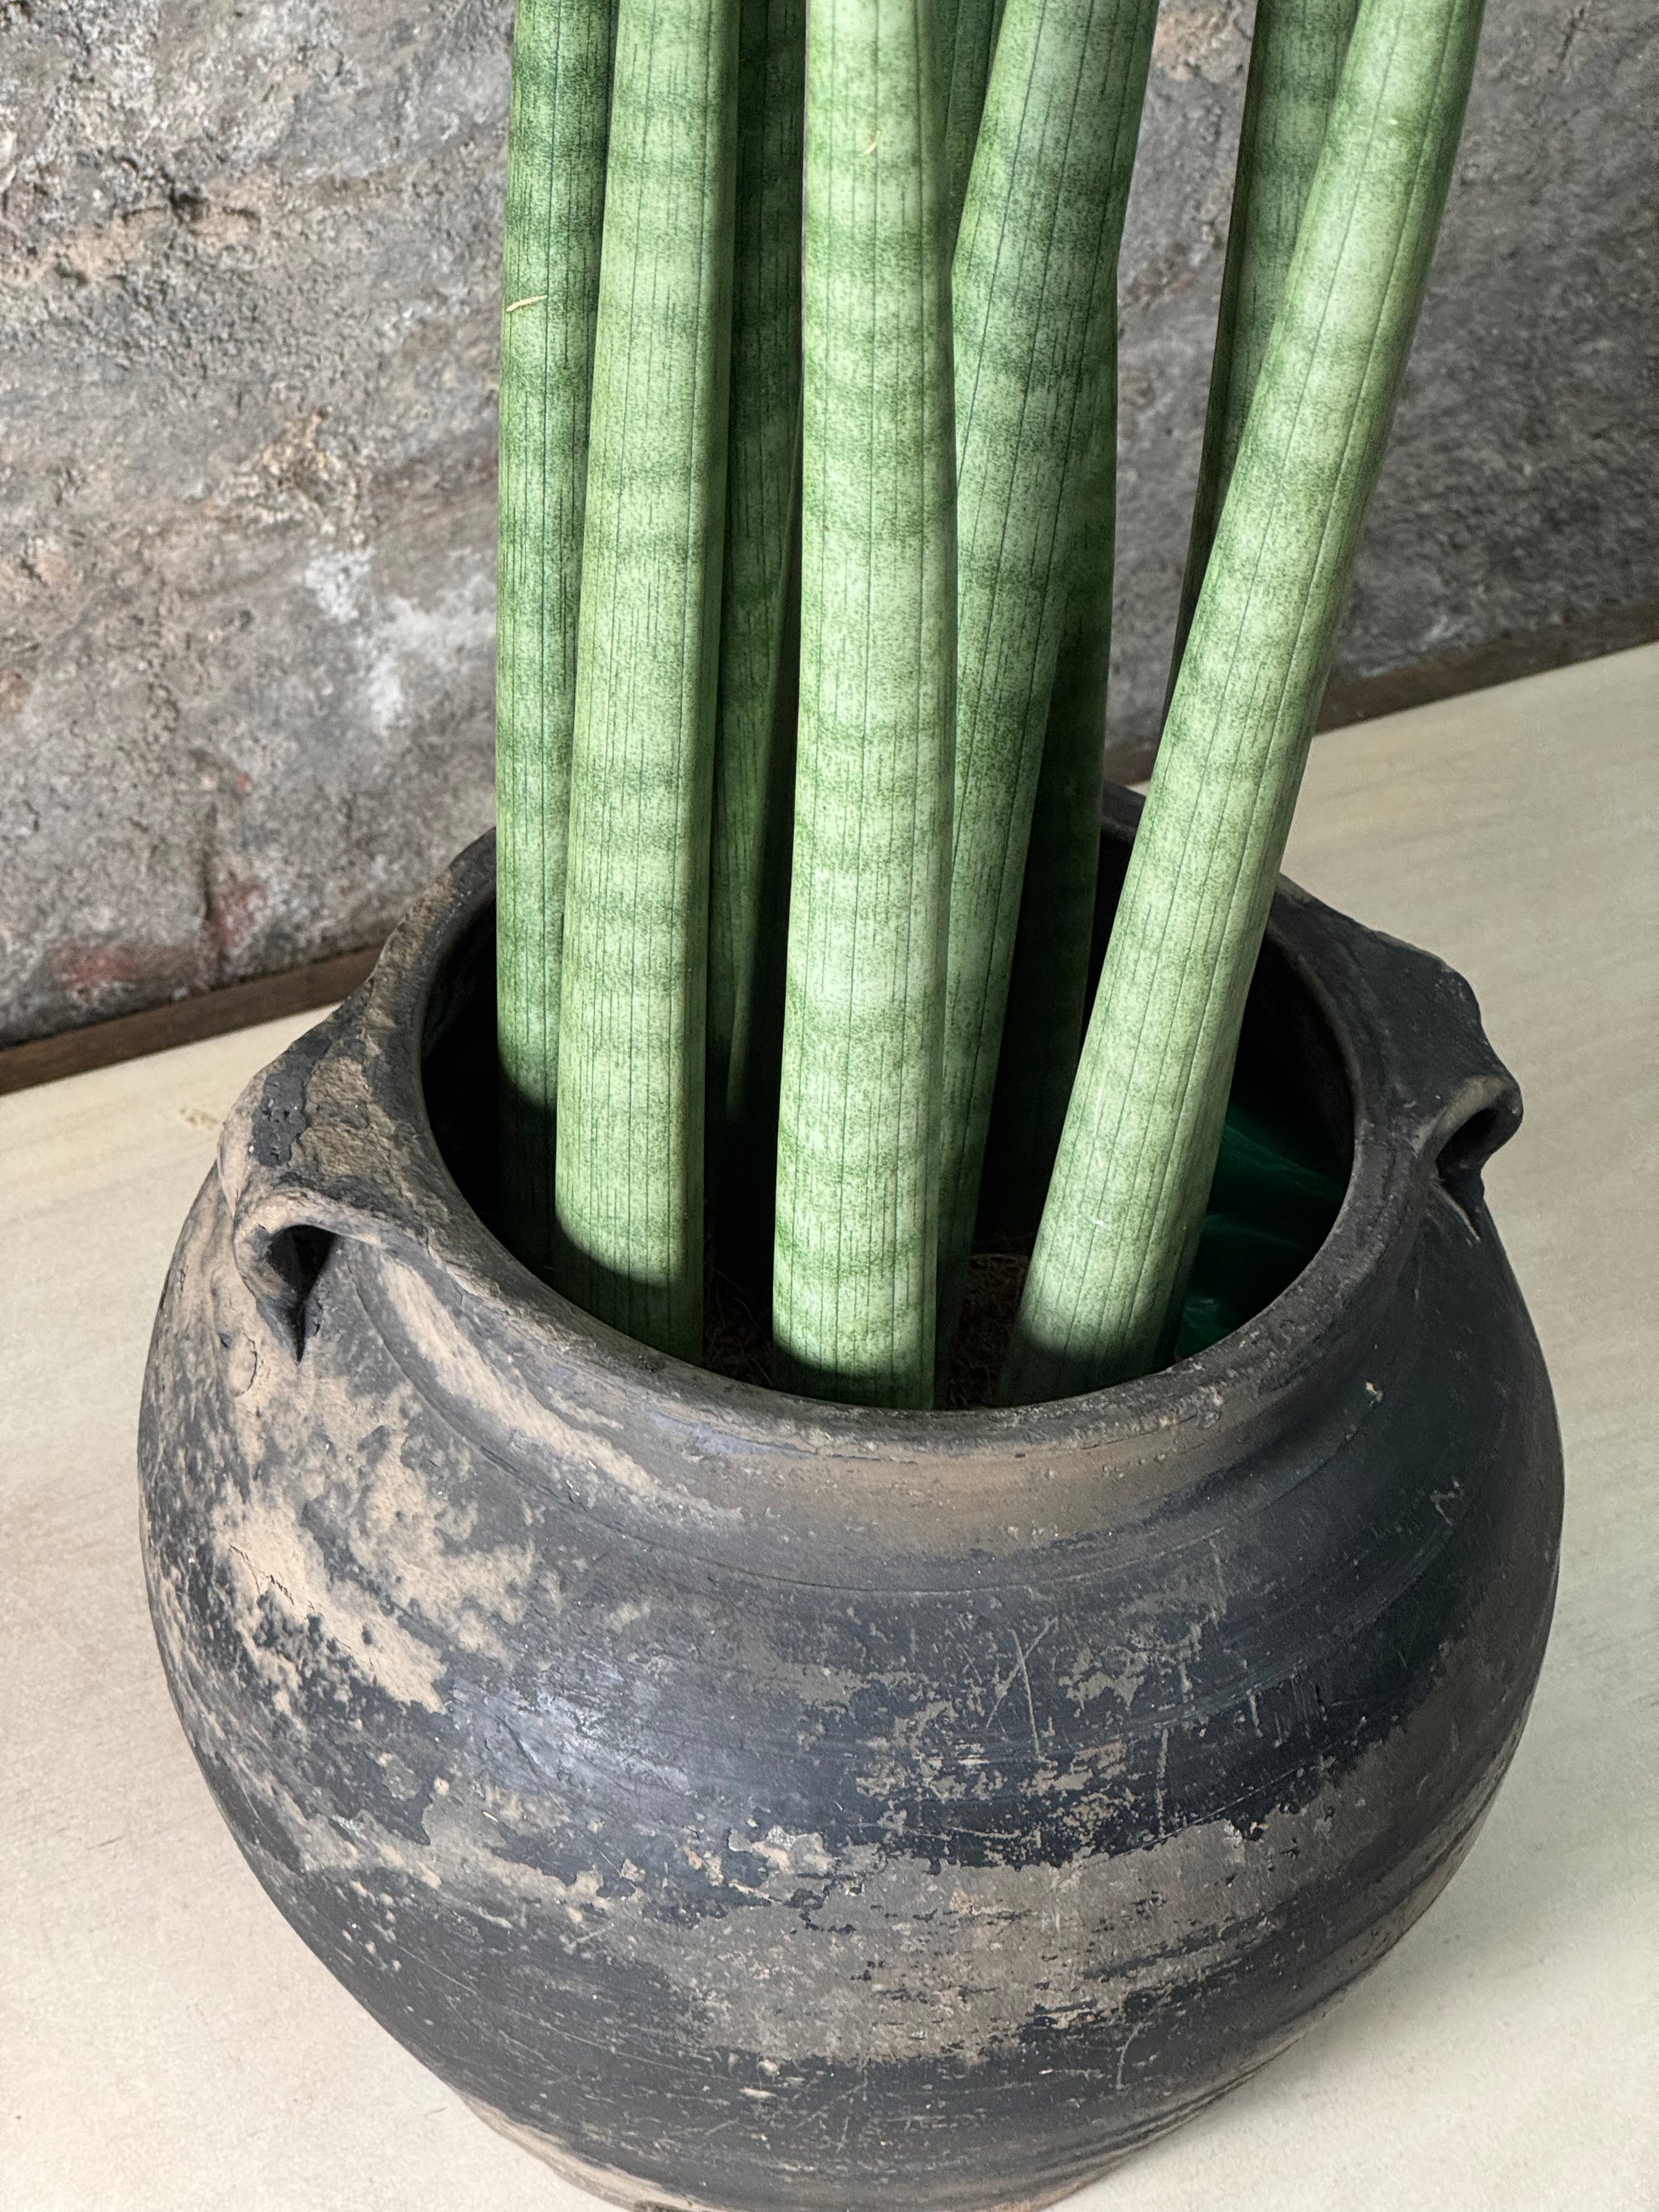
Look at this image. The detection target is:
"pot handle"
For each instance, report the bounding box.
[216,995,442,1358]
[1330,911,1522,1208]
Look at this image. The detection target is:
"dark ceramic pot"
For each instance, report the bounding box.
[139,792,1561,2212]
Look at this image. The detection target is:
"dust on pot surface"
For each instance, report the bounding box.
[139,791,1562,2212]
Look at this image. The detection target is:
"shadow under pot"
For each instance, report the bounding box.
[139,790,1562,2212]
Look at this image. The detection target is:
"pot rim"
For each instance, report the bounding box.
[264,790,1516,1485]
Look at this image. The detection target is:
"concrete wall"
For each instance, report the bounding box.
[3,0,1656,1046]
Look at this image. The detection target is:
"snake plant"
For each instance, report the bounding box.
[551,0,738,1362]
[705,0,805,1282]
[1005,0,1487,1401]
[494,0,615,1279]
[494,0,1486,1407]
[936,0,1156,1351]
[771,0,956,1405]
[1166,0,1361,702]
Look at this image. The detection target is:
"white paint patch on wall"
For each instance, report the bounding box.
[363,570,495,736]
[303,550,494,737]
[304,548,376,625]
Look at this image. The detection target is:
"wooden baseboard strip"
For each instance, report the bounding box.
[0,942,384,1099]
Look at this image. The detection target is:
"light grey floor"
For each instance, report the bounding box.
[4,648,1655,2210]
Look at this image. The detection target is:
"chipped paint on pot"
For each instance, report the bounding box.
[139,793,1562,2212]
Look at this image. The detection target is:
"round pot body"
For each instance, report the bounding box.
[139,793,1561,2212]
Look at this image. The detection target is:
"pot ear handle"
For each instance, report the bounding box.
[216,999,438,1358]
[1329,912,1522,1208]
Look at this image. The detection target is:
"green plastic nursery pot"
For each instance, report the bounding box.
[139,790,1561,2211]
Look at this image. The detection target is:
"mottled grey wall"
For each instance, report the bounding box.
[3,0,1656,1046]
[1,0,511,1047]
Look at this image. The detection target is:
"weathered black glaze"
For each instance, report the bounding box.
[139,794,1562,2212]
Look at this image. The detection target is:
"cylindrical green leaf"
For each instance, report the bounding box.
[706,0,805,1279]
[942,0,1003,243]
[937,0,1156,1343]
[976,327,1116,1250]
[494,0,616,1280]
[554,0,739,1362]
[1005,0,1486,1403]
[772,0,956,1408]
[1166,0,1359,704]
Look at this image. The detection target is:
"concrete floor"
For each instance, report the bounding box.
[3,648,1655,2210]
